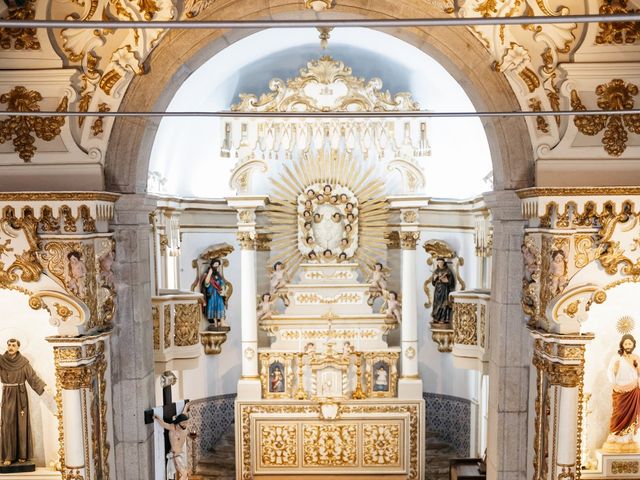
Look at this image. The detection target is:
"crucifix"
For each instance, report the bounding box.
[144,370,189,480]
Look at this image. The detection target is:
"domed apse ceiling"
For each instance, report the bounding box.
[148,27,493,199]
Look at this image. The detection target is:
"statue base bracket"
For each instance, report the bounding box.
[0,462,36,474]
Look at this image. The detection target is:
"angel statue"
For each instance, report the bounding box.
[381,291,402,324]
[200,258,230,328]
[368,262,389,306]
[257,293,277,321]
[269,261,288,293]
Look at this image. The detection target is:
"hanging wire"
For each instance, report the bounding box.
[1,13,640,29]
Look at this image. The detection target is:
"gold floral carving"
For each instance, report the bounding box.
[90,103,111,137]
[557,344,585,360]
[452,302,478,345]
[611,460,640,474]
[173,303,200,346]
[571,81,640,157]
[0,0,39,50]
[152,305,159,350]
[254,233,272,252]
[529,98,550,133]
[302,424,357,466]
[363,424,400,466]
[574,234,601,269]
[400,231,420,250]
[163,305,171,348]
[296,292,361,304]
[59,366,93,389]
[232,56,419,113]
[260,424,298,467]
[402,210,418,223]
[596,0,639,45]
[0,87,68,162]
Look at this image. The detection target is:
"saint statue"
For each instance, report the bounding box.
[431,258,455,324]
[604,334,640,452]
[200,258,228,328]
[153,403,191,480]
[0,339,49,466]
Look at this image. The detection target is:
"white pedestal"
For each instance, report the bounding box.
[236,378,262,400]
[398,378,423,399]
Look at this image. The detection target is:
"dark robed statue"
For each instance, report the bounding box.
[431,257,456,323]
[0,339,47,466]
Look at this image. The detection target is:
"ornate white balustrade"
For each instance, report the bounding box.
[450,290,491,372]
[152,289,203,362]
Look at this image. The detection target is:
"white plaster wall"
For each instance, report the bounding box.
[417,228,481,400]
[156,231,242,402]
[0,289,58,467]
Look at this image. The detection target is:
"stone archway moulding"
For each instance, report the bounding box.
[105,0,534,195]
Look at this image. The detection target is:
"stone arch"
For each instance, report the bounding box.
[105,0,534,194]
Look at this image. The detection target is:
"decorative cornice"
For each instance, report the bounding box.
[517,186,640,198]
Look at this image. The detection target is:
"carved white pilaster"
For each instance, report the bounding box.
[227,196,268,400]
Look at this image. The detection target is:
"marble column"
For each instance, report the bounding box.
[110,193,157,479]
[60,380,88,479]
[227,196,268,400]
[483,190,529,480]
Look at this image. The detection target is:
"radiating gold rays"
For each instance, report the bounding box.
[267,149,389,275]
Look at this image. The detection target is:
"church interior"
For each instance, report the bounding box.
[0,0,639,479]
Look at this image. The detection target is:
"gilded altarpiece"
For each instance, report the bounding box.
[519,188,640,479]
[230,56,426,479]
[0,193,117,479]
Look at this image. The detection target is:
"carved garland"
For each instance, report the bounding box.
[0,86,68,162]
[0,0,39,50]
[571,80,640,157]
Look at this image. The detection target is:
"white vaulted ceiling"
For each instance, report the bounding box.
[147,28,493,199]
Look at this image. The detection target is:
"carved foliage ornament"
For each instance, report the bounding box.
[571,80,640,157]
[232,56,419,113]
[598,211,640,276]
[0,0,39,50]
[0,87,68,162]
[596,0,640,45]
[0,216,42,288]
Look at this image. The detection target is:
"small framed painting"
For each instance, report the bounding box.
[259,353,294,399]
[365,352,399,398]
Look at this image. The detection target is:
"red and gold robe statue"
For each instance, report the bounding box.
[0,351,46,463]
[604,352,640,453]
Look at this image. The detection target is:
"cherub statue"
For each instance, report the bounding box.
[98,249,115,289]
[368,262,389,305]
[67,251,87,297]
[381,291,402,323]
[549,249,568,296]
[269,261,288,294]
[257,293,276,321]
[521,242,540,282]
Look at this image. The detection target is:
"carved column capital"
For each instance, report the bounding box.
[386,231,400,249]
[400,231,420,250]
[255,232,272,251]
[237,231,256,250]
[237,208,256,225]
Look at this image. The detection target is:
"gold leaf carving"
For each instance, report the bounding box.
[174,303,200,346]
[363,424,400,466]
[302,424,357,466]
[0,87,68,162]
[453,303,477,345]
[596,0,640,45]
[0,0,40,50]
[571,81,640,157]
[260,424,298,466]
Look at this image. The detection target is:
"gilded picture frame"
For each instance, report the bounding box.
[259,352,294,399]
[364,352,399,398]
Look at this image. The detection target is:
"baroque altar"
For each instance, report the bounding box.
[227,55,428,479]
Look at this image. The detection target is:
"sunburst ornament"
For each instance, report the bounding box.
[267,149,388,275]
[617,315,635,335]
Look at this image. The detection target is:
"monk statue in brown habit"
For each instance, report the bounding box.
[0,338,49,466]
